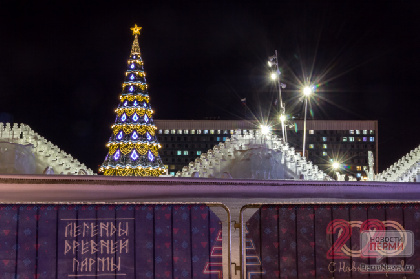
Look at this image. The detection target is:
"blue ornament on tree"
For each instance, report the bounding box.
[132,131,138,140]
[146,132,152,141]
[131,150,139,160]
[114,149,121,160]
[148,150,154,161]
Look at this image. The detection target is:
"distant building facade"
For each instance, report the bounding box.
[155,120,378,179]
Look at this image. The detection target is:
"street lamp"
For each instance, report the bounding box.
[268,50,287,142]
[332,161,340,170]
[260,124,271,135]
[270,72,277,80]
[302,86,313,158]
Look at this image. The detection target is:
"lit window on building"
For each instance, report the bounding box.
[184,130,189,134]
[177,130,182,134]
[216,137,220,141]
[177,150,182,155]
[370,137,374,142]
[323,151,327,156]
[356,130,360,134]
[223,137,226,141]
[183,151,188,155]
[204,130,209,134]
[356,173,361,178]
[323,144,327,149]
[197,151,201,156]
[217,130,221,134]
[363,137,367,142]
[243,130,247,135]
[169,165,176,170]
[197,130,202,134]
[309,130,314,134]
[169,172,175,176]
[349,137,355,142]
[343,137,347,142]
[171,130,176,134]
[230,130,234,134]
[349,130,354,134]
[370,130,374,134]
[322,137,327,142]
[210,130,215,134]
[223,130,228,134]
[158,130,162,134]
[164,130,169,134]
[356,166,362,171]
[191,130,196,134]
[309,144,314,149]
[363,130,367,134]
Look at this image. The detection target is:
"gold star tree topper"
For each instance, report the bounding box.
[131,24,142,35]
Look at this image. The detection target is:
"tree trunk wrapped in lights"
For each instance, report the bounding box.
[99,25,166,176]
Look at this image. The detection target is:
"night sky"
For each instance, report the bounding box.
[1,1,419,173]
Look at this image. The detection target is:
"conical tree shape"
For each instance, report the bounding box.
[99,25,166,176]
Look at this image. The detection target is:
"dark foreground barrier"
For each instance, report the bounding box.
[0,203,225,279]
[242,202,420,279]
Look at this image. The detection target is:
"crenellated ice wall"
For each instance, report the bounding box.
[376,145,420,182]
[0,123,94,175]
[176,129,338,180]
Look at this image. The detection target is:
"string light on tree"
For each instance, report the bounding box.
[99,25,166,177]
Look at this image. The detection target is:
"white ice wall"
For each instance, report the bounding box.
[177,129,334,181]
[376,145,420,182]
[0,123,94,175]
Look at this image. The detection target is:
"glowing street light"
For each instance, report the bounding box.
[302,85,313,158]
[279,114,286,122]
[260,124,271,135]
[303,86,313,96]
[270,72,277,80]
[332,161,340,170]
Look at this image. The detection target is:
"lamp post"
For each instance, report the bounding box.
[302,86,313,158]
[268,50,287,142]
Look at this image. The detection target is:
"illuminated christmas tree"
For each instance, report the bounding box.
[99,25,166,176]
